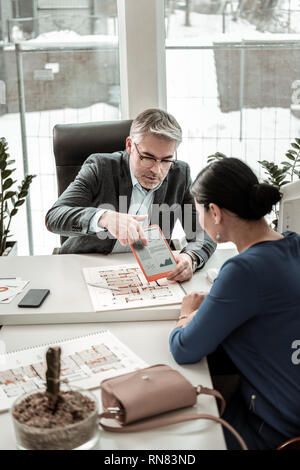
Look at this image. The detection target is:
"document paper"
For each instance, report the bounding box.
[83,264,185,312]
[0,330,147,412]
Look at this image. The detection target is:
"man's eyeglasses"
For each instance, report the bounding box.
[134,143,177,170]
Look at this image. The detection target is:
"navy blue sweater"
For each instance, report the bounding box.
[170,231,300,437]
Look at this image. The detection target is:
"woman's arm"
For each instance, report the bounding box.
[169,257,260,364]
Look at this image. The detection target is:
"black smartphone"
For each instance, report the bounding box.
[18,289,50,308]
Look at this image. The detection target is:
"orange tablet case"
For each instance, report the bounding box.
[130,225,177,282]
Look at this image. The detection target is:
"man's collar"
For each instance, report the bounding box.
[129,165,140,188]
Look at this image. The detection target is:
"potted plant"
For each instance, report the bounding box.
[207,138,300,230]
[0,137,36,256]
[257,138,300,229]
[11,347,99,450]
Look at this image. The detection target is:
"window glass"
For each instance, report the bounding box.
[165,0,300,183]
[0,0,120,254]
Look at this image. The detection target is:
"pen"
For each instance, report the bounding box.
[87,282,121,292]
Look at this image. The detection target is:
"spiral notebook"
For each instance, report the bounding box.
[0,330,147,412]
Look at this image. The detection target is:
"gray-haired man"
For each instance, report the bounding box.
[46,108,216,282]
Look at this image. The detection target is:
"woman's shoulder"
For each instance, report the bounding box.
[210,253,260,302]
[221,249,256,269]
[219,231,300,280]
[216,253,258,289]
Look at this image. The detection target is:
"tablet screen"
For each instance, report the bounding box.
[130,225,177,281]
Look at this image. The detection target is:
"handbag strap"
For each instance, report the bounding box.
[98,386,246,449]
[195,385,226,416]
[98,411,248,450]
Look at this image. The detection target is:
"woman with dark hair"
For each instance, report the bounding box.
[169,157,300,450]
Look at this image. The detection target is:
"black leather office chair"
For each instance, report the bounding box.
[52,119,132,247]
[53,119,132,197]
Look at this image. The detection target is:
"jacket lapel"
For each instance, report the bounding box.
[153,177,168,206]
[119,151,133,213]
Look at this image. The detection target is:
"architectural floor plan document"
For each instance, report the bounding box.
[0,329,147,412]
[83,264,185,312]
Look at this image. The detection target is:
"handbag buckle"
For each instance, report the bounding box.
[107,407,124,415]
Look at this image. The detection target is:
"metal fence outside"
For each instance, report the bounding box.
[166,40,300,180]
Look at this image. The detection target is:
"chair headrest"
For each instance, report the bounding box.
[53,120,132,166]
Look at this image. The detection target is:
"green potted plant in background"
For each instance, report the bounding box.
[207,138,300,230]
[258,138,300,229]
[0,137,36,256]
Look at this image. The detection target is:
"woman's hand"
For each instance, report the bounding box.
[175,292,207,329]
[181,292,206,315]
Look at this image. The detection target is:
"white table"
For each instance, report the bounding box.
[0,248,236,325]
[0,321,227,450]
[0,247,237,450]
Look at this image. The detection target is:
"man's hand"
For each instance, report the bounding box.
[167,253,194,282]
[99,210,148,246]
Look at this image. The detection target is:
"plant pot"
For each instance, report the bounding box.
[2,241,17,256]
[11,388,99,450]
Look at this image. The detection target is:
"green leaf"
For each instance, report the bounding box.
[295,138,300,145]
[15,199,25,207]
[1,168,15,179]
[287,149,297,156]
[277,175,288,184]
[291,143,300,150]
[2,178,15,191]
[10,208,18,216]
[207,152,227,163]
[285,153,295,161]
[3,190,16,201]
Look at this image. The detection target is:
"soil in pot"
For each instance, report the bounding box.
[12,389,98,450]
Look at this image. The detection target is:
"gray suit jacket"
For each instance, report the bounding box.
[46,151,216,263]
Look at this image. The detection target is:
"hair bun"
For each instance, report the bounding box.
[249,183,281,219]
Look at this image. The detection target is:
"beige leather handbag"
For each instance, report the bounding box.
[98,364,247,450]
